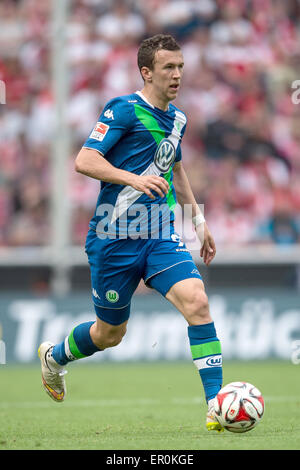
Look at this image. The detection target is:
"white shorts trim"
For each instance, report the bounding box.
[144,260,193,285]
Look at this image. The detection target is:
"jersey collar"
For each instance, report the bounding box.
[135,90,170,112]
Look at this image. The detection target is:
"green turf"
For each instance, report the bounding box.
[0,360,299,450]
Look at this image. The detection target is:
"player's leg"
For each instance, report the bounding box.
[145,236,223,431]
[90,317,127,350]
[39,232,144,402]
[38,316,128,403]
[151,273,223,404]
[165,277,223,431]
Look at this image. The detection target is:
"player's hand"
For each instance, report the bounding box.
[129,174,170,200]
[196,223,216,266]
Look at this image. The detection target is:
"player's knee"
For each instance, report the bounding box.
[183,289,210,325]
[107,326,127,348]
[102,335,123,348]
[92,323,127,350]
[93,334,122,349]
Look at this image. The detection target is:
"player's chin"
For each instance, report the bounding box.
[168,85,180,99]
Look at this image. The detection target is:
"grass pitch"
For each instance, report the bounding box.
[0,360,299,450]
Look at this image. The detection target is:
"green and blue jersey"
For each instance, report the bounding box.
[83,91,187,238]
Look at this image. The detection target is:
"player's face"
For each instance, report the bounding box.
[150,49,184,103]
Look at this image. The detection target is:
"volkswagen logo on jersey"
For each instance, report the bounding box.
[154,138,176,174]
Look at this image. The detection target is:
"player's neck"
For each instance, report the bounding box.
[139,87,170,112]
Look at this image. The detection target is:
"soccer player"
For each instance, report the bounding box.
[39,34,223,432]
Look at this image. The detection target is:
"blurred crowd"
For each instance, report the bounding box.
[1,0,300,247]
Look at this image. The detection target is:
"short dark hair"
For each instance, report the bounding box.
[137,34,181,72]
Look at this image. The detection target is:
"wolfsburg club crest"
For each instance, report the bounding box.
[154,138,176,174]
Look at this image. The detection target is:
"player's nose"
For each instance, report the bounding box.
[172,66,182,79]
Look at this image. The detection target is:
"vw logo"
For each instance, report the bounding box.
[154,138,176,174]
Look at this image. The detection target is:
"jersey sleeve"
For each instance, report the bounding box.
[83,97,134,156]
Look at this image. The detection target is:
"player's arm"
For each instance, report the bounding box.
[75,148,169,200]
[173,161,216,266]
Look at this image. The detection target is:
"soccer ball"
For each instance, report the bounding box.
[214,382,264,433]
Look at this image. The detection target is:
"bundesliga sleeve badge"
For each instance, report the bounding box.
[89,121,110,141]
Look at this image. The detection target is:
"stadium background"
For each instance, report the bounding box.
[0,0,300,367]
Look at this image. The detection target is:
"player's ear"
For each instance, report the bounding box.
[140,66,153,83]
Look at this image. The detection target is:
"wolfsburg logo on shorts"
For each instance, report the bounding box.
[154,138,176,174]
[106,290,119,303]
